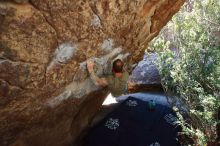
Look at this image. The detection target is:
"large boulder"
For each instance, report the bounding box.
[129,53,162,92]
[0,0,185,146]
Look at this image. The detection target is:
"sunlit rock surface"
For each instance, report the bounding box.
[0,0,185,145]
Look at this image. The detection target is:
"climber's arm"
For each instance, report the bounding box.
[87,60,108,86]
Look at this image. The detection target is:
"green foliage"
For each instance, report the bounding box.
[158,46,220,143]
[149,39,170,52]
[151,0,220,145]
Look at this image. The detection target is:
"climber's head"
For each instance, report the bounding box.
[112,59,124,73]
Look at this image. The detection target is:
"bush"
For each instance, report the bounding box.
[151,0,220,145]
[157,46,220,144]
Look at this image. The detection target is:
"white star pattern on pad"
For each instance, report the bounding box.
[149,142,160,146]
[126,100,138,107]
[164,113,178,126]
[105,118,120,130]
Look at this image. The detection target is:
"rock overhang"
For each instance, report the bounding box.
[0,0,185,145]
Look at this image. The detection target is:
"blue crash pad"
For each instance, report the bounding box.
[86,96,181,146]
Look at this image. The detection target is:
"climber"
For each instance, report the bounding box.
[87,59,129,100]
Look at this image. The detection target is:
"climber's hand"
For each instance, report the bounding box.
[87,60,94,73]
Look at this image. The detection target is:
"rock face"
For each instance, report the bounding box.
[0,0,185,146]
[129,53,163,92]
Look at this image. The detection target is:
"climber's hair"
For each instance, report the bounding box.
[112,59,124,73]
